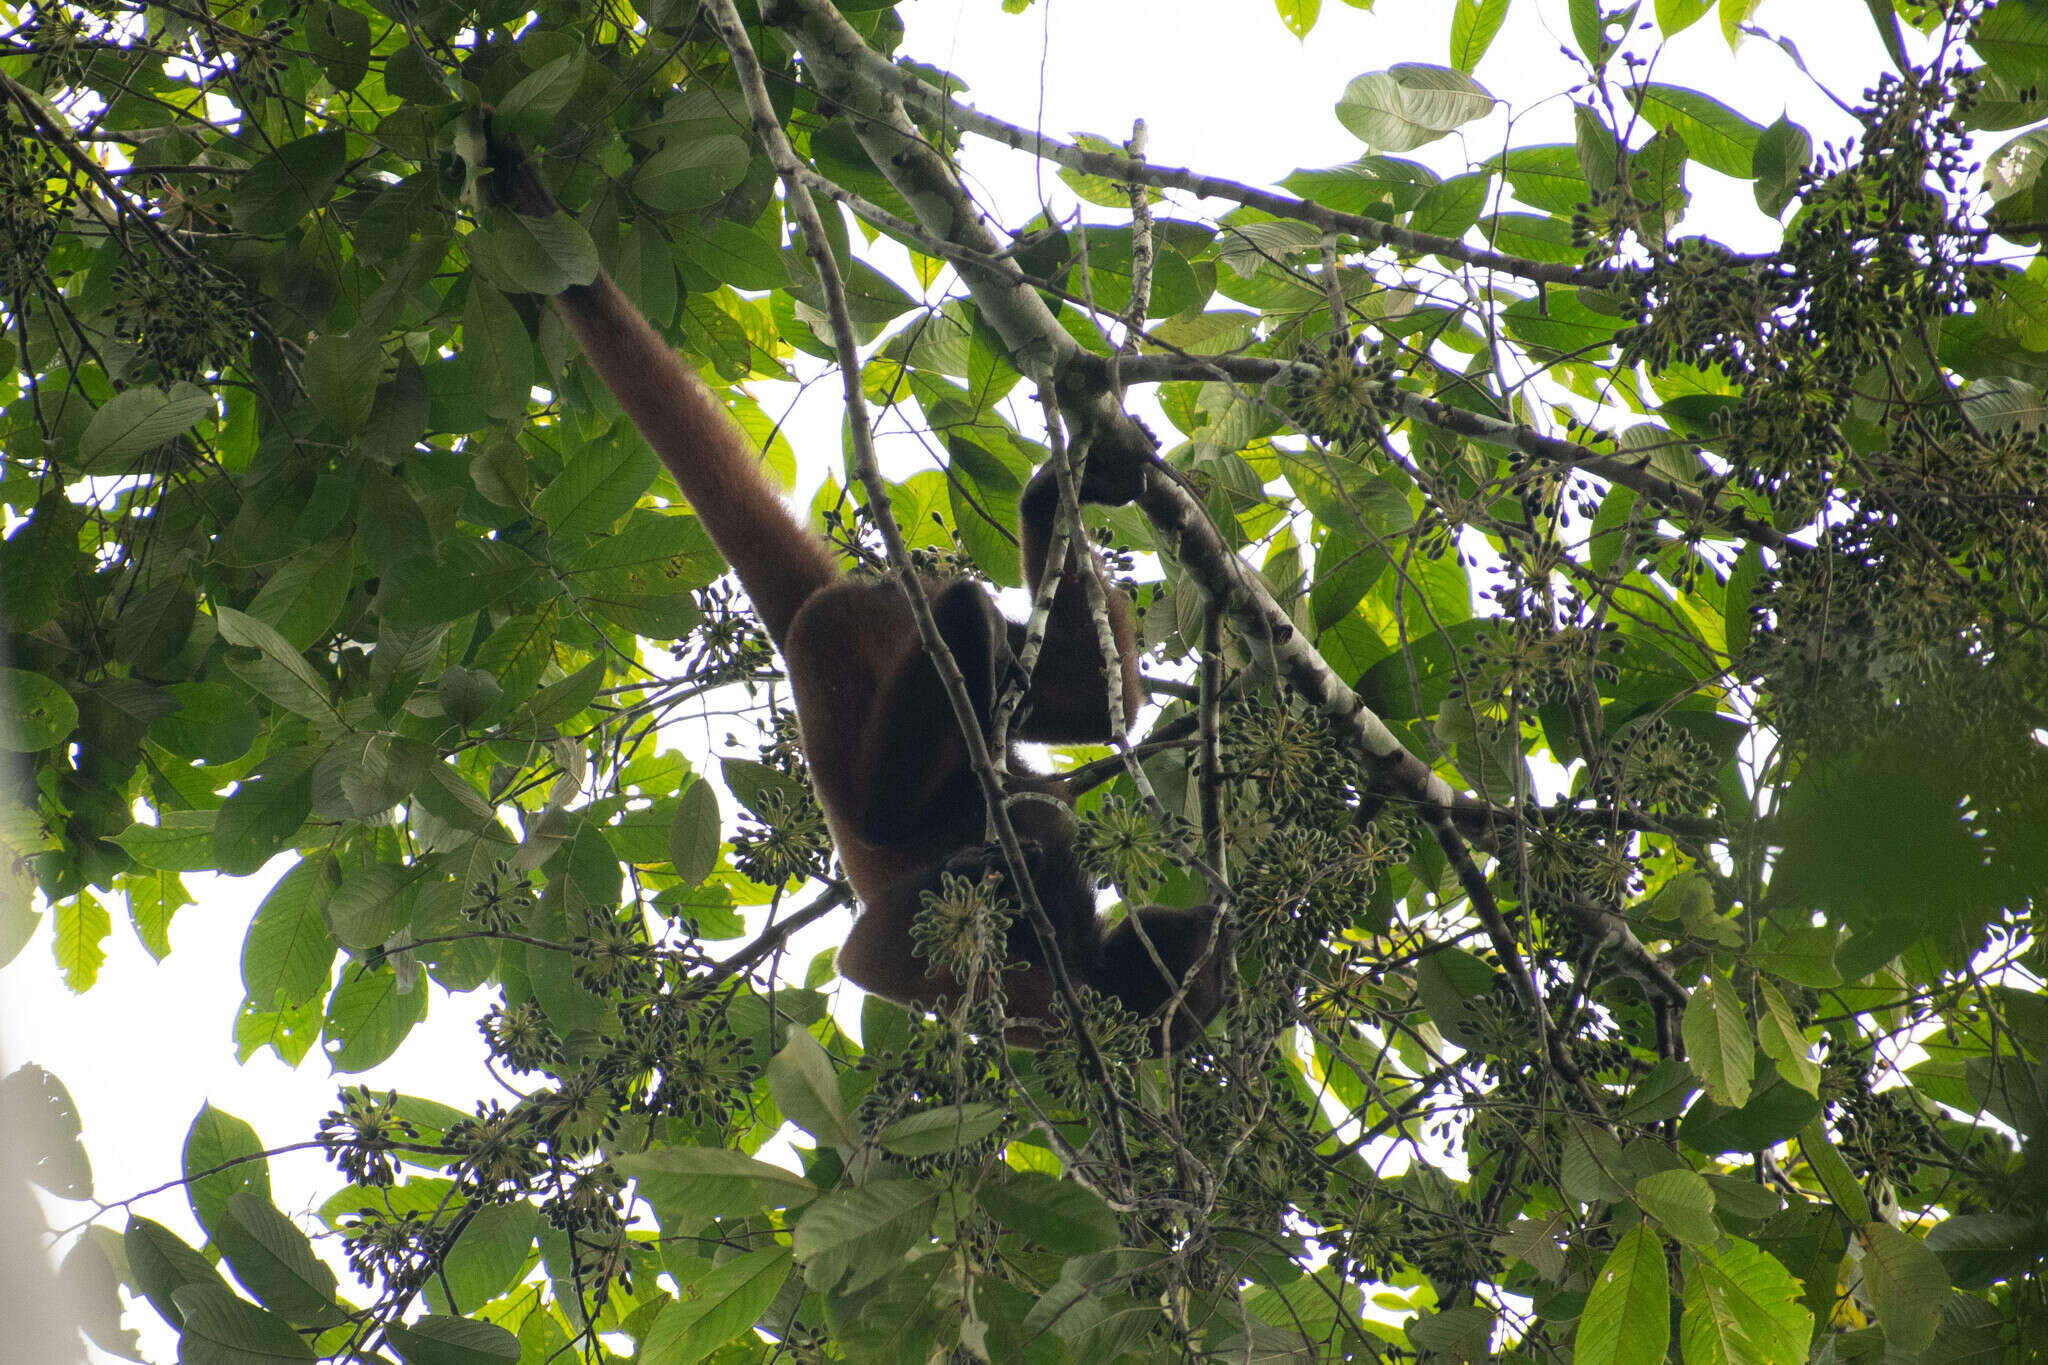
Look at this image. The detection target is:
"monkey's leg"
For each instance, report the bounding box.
[1013,467,1143,742]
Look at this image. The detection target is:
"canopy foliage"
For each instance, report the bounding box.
[5,0,2048,1361]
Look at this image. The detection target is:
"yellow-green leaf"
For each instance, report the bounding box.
[1578,1225,1670,1365]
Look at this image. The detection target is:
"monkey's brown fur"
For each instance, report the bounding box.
[487,134,1220,1049]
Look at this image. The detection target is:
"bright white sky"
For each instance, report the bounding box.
[0,2,1895,1359]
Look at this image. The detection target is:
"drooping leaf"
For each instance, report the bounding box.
[635,135,751,211]
[234,131,349,235]
[1449,0,1511,71]
[182,1105,272,1241]
[1335,65,1496,152]
[638,1245,792,1365]
[217,1193,342,1327]
[170,1283,315,1363]
[384,1314,521,1365]
[1860,1222,1951,1354]
[73,383,215,473]
[1680,1239,1814,1365]
[1,1064,91,1199]
[765,1028,854,1149]
[791,1179,938,1293]
[1577,1225,1671,1365]
[976,1172,1121,1256]
[1684,975,1755,1109]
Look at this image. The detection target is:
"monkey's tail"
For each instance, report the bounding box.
[548,272,841,646]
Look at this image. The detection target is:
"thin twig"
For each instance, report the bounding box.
[701,0,1133,1172]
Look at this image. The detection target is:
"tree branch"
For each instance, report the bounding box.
[1113,351,1802,554]
[770,1,1617,290]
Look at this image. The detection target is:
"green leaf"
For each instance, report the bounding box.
[234,131,349,235]
[1561,1118,1631,1204]
[241,860,336,1008]
[1754,979,1819,1095]
[1449,0,1511,71]
[113,810,218,872]
[1680,1239,1813,1365]
[765,1028,854,1148]
[1625,1058,1703,1123]
[1977,2,2048,86]
[1494,143,1589,214]
[183,1104,272,1241]
[304,2,371,91]
[517,656,606,729]
[321,966,427,1072]
[534,437,659,535]
[477,210,600,296]
[1408,1305,1496,1358]
[150,683,256,769]
[1577,1225,1671,1365]
[614,1146,818,1224]
[792,1179,938,1293]
[54,890,109,992]
[976,1172,1120,1255]
[431,1201,539,1314]
[1796,1118,1871,1223]
[673,217,792,292]
[215,607,335,719]
[127,868,191,960]
[1982,131,2048,209]
[384,1314,521,1365]
[634,135,751,211]
[324,863,418,950]
[1275,0,1320,39]
[460,281,533,415]
[3,1064,91,1199]
[1753,921,1841,989]
[1655,0,1711,35]
[384,42,453,103]
[248,540,354,651]
[126,1216,228,1331]
[75,382,215,473]
[0,668,78,752]
[217,1193,342,1327]
[1569,0,1609,62]
[1684,975,1754,1109]
[438,664,504,731]
[234,994,324,1068]
[301,333,382,434]
[1715,0,1756,46]
[1630,84,1764,179]
[1924,1213,2040,1291]
[376,540,537,629]
[1769,735,2003,978]
[1411,172,1492,237]
[1680,1066,1821,1156]
[639,1244,792,1365]
[1491,1213,1569,1281]
[1335,65,1496,152]
[1637,1169,1720,1248]
[1751,115,1811,217]
[876,1103,1007,1156]
[492,52,584,138]
[213,750,318,875]
[668,779,722,886]
[1860,1222,1951,1353]
[170,1283,314,1362]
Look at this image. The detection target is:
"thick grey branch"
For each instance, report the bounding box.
[772,0,1614,290]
